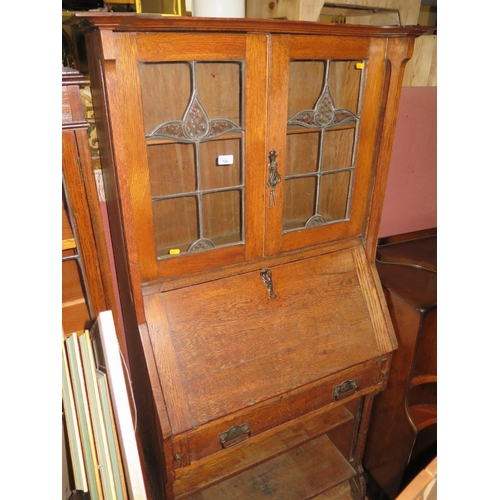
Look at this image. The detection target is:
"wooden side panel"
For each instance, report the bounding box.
[351,246,396,354]
[63,131,107,317]
[84,30,165,499]
[138,323,175,499]
[363,289,421,498]
[85,29,148,324]
[143,294,194,434]
[364,37,415,262]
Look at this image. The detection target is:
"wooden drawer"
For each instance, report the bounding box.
[173,358,382,467]
[174,402,359,498]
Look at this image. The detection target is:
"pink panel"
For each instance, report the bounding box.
[378,87,437,238]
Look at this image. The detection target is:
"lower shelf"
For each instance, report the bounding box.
[174,399,361,498]
[184,434,356,500]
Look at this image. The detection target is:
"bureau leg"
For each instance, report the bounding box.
[348,394,375,500]
[349,468,367,500]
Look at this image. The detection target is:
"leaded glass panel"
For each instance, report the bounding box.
[283,59,365,233]
[140,60,245,259]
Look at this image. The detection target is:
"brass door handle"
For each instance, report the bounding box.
[267,149,281,208]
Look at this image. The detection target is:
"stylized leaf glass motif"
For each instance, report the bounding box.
[145,60,245,258]
[314,87,336,127]
[183,94,210,140]
[284,59,364,233]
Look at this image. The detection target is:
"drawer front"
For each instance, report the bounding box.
[172,359,382,466]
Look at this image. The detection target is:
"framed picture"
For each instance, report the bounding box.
[62,343,88,493]
[64,333,103,499]
[63,311,147,499]
[90,311,148,500]
[79,331,118,499]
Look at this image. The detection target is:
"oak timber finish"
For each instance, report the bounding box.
[174,359,380,465]
[76,14,427,500]
[75,23,420,281]
[72,13,427,36]
[143,248,386,431]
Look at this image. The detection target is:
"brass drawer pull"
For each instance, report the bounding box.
[333,379,358,401]
[219,423,251,449]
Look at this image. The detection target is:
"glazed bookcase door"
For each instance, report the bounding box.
[265,35,387,256]
[111,32,267,281]
[144,60,246,256]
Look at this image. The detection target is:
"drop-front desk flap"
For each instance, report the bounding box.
[141,245,395,497]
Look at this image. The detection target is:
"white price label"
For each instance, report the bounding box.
[217,155,234,166]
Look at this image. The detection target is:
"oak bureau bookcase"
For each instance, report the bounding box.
[73,13,427,500]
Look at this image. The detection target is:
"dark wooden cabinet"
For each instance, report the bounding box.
[62,66,120,338]
[363,231,437,499]
[71,14,427,500]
